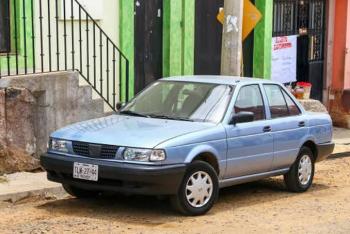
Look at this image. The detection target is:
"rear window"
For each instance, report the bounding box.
[264,85,289,118]
[282,89,301,116]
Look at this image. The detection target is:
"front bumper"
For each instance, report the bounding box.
[316,142,335,162]
[41,153,187,195]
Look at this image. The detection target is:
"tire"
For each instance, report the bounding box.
[63,184,100,198]
[171,161,219,216]
[284,147,315,192]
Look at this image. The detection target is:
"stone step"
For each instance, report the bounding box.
[78,85,93,101]
[104,110,115,117]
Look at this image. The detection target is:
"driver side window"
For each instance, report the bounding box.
[234,85,265,121]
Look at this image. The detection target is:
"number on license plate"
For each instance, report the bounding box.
[73,162,99,181]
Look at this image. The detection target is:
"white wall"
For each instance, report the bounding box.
[34,0,121,109]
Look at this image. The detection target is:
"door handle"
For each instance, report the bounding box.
[263,126,272,132]
[298,121,305,127]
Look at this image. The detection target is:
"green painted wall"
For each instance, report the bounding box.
[120,0,195,99]
[0,0,34,74]
[119,0,135,101]
[253,0,273,79]
[182,0,195,75]
[163,0,195,77]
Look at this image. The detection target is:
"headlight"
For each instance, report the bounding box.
[49,138,70,153]
[123,148,166,162]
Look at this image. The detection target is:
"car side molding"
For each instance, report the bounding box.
[219,168,290,188]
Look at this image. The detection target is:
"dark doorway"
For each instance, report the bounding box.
[194,0,224,75]
[0,0,11,53]
[273,0,326,101]
[243,28,255,77]
[134,0,163,94]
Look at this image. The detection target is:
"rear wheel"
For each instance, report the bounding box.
[171,161,219,216]
[63,184,100,198]
[284,147,315,192]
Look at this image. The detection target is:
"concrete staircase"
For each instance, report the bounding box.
[0,71,114,174]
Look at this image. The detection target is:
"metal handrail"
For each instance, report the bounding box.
[0,0,130,110]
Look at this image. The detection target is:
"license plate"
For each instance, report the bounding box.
[73,162,98,181]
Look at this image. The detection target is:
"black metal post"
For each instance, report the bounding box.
[79,6,82,73]
[31,0,36,73]
[22,0,28,74]
[55,0,60,71]
[47,0,52,71]
[106,39,109,102]
[13,0,19,74]
[63,0,67,70]
[86,13,90,81]
[71,0,75,70]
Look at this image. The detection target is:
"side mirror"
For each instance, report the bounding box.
[116,102,125,111]
[230,112,255,125]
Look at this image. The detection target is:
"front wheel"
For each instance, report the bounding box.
[171,161,219,216]
[284,147,315,192]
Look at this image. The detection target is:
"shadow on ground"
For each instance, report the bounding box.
[37,177,330,225]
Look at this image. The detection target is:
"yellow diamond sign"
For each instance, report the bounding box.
[217,0,262,41]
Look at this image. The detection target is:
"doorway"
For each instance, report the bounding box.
[273,0,326,101]
[134,0,163,94]
[194,0,224,75]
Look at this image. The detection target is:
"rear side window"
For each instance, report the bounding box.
[264,85,289,118]
[282,90,301,116]
[234,85,265,121]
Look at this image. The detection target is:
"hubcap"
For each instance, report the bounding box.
[185,171,213,208]
[298,155,312,185]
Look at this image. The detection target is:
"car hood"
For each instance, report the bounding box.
[51,115,216,148]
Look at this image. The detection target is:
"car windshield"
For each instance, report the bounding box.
[120,81,234,123]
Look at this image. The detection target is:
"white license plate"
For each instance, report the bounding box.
[73,162,98,181]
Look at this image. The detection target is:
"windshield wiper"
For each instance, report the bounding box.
[148,114,193,122]
[119,110,150,118]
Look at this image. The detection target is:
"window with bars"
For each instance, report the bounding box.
[0,0,11,53]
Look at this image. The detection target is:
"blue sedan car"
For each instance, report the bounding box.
[41,76,334,215]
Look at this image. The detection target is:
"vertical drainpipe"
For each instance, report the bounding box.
[253,0,273,79]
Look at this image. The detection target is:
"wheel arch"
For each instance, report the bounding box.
[301,140,318,161]
[184,145,221,175]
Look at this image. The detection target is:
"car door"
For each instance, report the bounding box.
[263,84,308,170]
[224,84,274,179]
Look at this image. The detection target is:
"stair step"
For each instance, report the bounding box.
[78,85,92,101]
[76,98,105,121]
[104,111,115,117]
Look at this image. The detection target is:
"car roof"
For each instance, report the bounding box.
[160,75,278,86]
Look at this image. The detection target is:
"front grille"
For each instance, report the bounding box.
[72,141,118,159]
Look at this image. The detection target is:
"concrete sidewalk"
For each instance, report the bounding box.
[0,127,349,203]
[333,127,350,154]
[0,172,66,202]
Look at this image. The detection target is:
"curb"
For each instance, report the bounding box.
[0,185,66,203]
[328,151,350,160]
